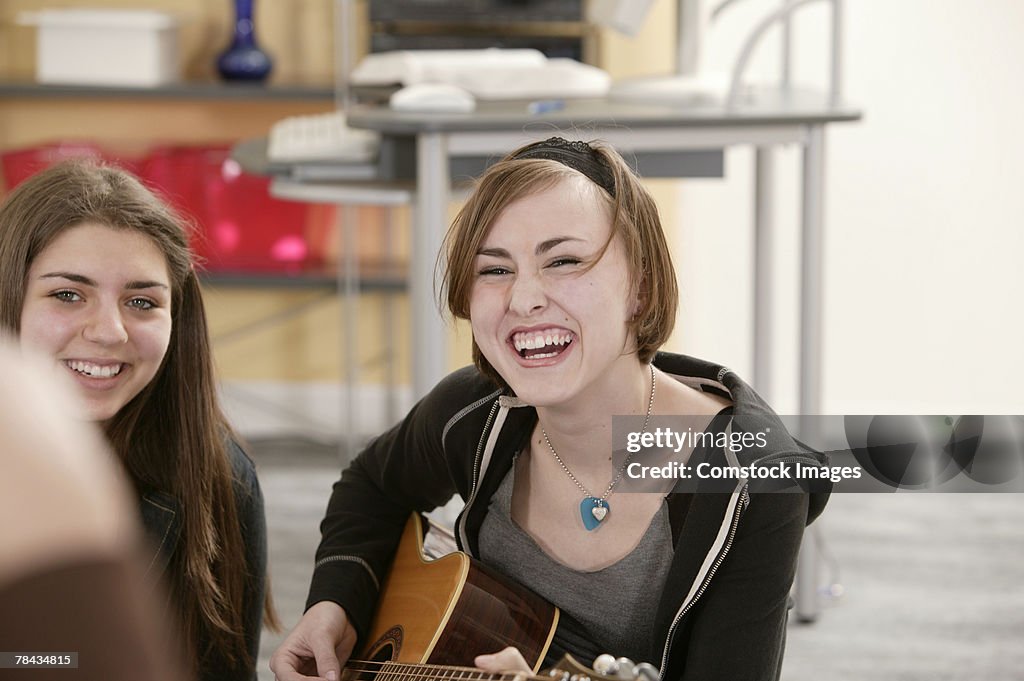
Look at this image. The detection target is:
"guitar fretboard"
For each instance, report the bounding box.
[342,660,533,681]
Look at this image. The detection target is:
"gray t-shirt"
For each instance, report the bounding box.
[479,462,673,665]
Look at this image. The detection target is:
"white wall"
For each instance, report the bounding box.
[667,0,1024,414]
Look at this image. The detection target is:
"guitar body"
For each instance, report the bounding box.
[360,514,559,671]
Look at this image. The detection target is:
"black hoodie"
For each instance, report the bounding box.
[308,352,831,680]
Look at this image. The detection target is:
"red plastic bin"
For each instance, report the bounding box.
[141,144,318,273]
[3,141,323,274]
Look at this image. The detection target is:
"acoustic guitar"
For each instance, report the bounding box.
[356,513,559,671]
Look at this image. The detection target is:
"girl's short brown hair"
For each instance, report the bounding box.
[441,137,679,386]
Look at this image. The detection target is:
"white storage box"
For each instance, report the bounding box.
[19,9,180,87]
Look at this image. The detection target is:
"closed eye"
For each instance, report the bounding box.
[478,266,513,276]
[548,256,582,268]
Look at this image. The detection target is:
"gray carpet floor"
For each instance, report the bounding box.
[251,439,1024,681]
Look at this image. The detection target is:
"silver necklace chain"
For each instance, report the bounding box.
[541,364,656,504]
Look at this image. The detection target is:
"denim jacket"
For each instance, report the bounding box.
[138,441,267,681]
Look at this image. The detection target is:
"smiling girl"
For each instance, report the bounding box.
[272,138,830,681]
[0,159,276,681]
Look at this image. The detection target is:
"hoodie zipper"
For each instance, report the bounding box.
[457,399,500,552]
[659,484,749,678]
[655,450,820,671]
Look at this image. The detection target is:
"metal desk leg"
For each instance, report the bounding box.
[413,132,451,399]
[382,208,398,426]
[753,146,776,398]
[795,524,822,623]
[794,123,826,623]
[341,204,359,465]
[800,129,826,414]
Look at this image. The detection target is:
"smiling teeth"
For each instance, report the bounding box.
[67,361,123,378]
[512,330,573,352]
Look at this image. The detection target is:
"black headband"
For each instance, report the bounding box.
[510,137,616,197]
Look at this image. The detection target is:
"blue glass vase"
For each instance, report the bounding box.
[217,0,273,82]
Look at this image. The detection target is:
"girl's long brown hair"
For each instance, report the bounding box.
[0,159,278,673]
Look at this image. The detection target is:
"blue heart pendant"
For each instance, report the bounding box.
[580,497,610,531]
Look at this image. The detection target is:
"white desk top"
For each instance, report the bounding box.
[346,87,861,135]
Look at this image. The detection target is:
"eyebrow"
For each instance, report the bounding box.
[39,272,170,290]
[476,236,584,258]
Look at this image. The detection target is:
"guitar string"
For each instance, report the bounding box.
[346,671,520,681]
[354,671,520,675]
[346,666,520,679]
[345,661,508,671]
[343,661,524,681]
[347,672,518,679]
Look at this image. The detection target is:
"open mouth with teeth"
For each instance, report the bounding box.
[64,360,125,379]
[511,329,575,360]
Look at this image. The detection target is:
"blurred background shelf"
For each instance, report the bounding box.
[199,261,407,292]
[0,79,335,101]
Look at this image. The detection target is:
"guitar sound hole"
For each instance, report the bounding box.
[349,644,394,681]
[351,625,403,681]
[369,644,395,663]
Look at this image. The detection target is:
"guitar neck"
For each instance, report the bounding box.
[341,659,540,681]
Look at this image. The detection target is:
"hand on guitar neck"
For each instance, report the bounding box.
[475,647,533,675]
[269,601,653,681]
